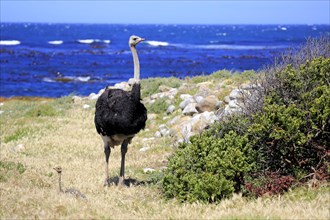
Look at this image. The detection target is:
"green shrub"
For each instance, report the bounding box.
[162,116,255,203]
[249,57,330,176]
[162,38,329,202]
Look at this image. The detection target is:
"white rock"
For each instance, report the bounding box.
[229,100,239,109]
[181,123,192,143]
[163,116,170,120]
[143,168,156,173]
[179,97,196,110]
[148,114,157,120]
[200,111,218,123]
[166,105,176,115]
[0,102,4,106]
[142,137,155,142]
[194,95,204,104]
[12,144,25,153]
[154,131,162,138]
[169,88,178,96]
[229,89,243,100]
[88,93,99,100]
[182,103,198,116]
[114,82,130,90]
[72,95,83,103]
[180,94,192,100]
[224,96,231,104]
[83,104,90,109]
[159,85,172,92]
[167,115,181,126]
[159,126,170,137]
[128,78,136,85]
[139,146,150,152]
[97,88,105,95]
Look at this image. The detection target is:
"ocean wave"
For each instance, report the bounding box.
[43,76,91,83]
[192,44,287,50]
[146,40,169,47]
[77,39,111,44]
[48,40,63,45]
[42,77,55,83]
[0,40,21,46]
[146,40,285,50]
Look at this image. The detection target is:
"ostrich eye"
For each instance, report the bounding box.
[133,37,138,41]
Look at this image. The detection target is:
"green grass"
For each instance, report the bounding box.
[0,71,328,219]
[141,77,182,97]
[0,161,26,182]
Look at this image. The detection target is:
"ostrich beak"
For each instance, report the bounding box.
[139,38,145,43]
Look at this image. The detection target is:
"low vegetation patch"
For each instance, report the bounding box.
[162,38,330,202]
[0,161,26,182]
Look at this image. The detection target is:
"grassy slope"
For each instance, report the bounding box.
[0,72,329,219]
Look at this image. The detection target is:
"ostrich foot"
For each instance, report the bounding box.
[104,177,111,186]
[118,176,125,186]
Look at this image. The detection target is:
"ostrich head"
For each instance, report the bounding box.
[129,35,145,47]
[53,166,62,174]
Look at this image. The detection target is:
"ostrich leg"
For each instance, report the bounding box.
[119,139,130,185]
[102,137,112,186]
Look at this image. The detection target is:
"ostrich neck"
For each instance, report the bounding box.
[58,173,63,193]
[130,46,140,83]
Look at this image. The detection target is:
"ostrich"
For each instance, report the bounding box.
[53,166,86,199]
[94,35,147,186]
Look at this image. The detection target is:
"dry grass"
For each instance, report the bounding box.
[1,77,329,219]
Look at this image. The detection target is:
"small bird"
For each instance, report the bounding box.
[94,35,148,186]
[53,166,86,199]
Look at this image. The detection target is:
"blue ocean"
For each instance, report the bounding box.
[1,23,329,97]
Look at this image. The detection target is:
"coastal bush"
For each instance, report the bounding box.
[162,116,255,203]
[248,56,330,177]
[162,38,330,202]
[244,172,295,197]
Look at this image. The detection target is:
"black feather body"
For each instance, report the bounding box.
[94,83,147,138]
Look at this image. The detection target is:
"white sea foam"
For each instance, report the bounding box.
[77,76,91,82]
[146,40,284,50]
[146,40,169,47]
[0,40,21,46]
[77,39,95,44]
[77,39,111,44]
[194,44,286,50]
[172,43,286,50]
[43,76,91,83]
[42,77,55,83]
[216,32,227,36]
[48,40,63,45]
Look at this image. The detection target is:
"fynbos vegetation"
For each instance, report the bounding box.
[162,38,330,202]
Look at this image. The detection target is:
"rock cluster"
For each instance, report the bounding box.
[146,81,251,143]
[72,81,131,104]
[76,79,252,143]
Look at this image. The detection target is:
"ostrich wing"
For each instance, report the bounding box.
[94,89,147,136]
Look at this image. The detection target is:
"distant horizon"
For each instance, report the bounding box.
[1,1,329,25]
[2,22,330,26]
